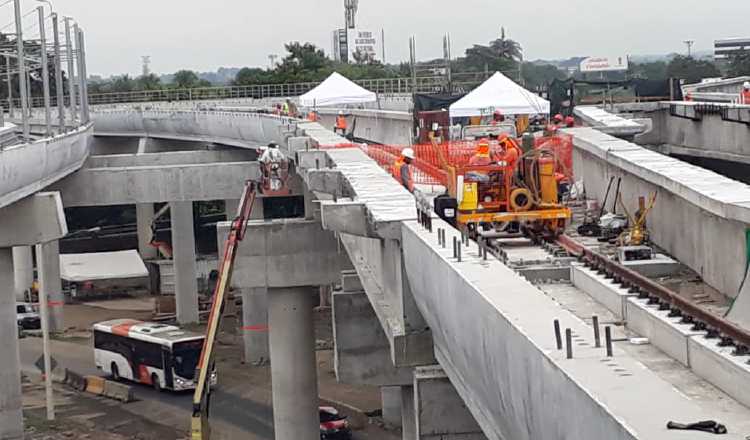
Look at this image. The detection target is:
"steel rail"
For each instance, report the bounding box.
[556,234,750,354]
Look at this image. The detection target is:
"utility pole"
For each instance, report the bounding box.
[684,40,695,57]
[76,27,89,123]
[13,0,30,138]
[5,55,12,118]
[409,36,417,95]
[36,242,55,421]
[141,55,151,77]
[52,13,65,133]
[64,17,77,122]
[38,6,52,136]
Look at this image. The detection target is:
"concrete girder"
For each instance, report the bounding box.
[49,161,260,206]
[339,232,434,367]
[87,149,258,168]
[0,192,68,246]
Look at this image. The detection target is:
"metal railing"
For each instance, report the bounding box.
[7,72,494,108]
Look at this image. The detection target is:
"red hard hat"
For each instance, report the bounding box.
[494,110,503,116]
[553,114,564,122]
[564,116,575,127]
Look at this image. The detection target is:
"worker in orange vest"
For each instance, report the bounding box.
[393,148,415,192]
[469,138,493,166]
[491,110,505,125]
[741,82,750,105]
[335,111,348,135]
[307,110,319,122]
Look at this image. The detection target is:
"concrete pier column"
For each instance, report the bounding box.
[401,385,416,440]
[0,248,24,439]
[12,246,33,301]
[268,287,318,440]
[37,240,64,333]
[170,201,199,324]
[136,203,157,260]
[241,287,269,365]
[382,386,403,427]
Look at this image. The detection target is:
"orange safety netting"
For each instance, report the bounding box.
[316,134,574,186]
[534,134,574,180]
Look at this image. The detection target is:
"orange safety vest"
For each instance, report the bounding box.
[742,90,750,105]
[336,115,347,130]
[307,112,319,122]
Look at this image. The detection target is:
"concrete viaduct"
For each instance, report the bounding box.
[2,96,750,439]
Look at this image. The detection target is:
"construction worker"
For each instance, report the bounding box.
[552,114,564,126]
[469,138,493,166]
[335,110,348,135]
[741,82,750,105]
[307,110,319,122]
[393,148,415,192]
[491,110,505,125]
[564,116,575,128]
[281,100,290,116]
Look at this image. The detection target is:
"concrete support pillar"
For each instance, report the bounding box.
[170,201,199,324]
[12,246,33,301]
[0,247,24,440]
[268,287,318,440]
[414,366,486,440]
[36,240,64,333]
[382,386,403,427]
[136,203,158,260]
[401,385,416,440]
[241,287,269,365]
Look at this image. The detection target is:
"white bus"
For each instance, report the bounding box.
[93,319,214,392]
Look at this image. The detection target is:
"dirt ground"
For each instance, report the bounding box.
[23,378,181,440]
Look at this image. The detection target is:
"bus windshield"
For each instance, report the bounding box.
[172,339,204,380]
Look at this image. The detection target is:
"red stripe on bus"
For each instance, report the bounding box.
[111,321,140,337]
[47,301,64,307]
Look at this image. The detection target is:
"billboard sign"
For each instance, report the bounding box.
[579,56,629,73]
[347,29,381,62]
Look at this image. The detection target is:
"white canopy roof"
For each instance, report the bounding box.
[299,72,377,107]
[449,72,550,118]
[60,250,149,282]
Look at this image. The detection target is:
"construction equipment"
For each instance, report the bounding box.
[191,180,257,440]
[617,192,657,247]
[432,135,572,238]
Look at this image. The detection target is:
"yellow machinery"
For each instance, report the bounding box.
[431,137,572,238]
[617,193,657,246]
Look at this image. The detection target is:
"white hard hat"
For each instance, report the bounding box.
[402,148,415,160]
[744,81,750,89]
[338,110,344,115]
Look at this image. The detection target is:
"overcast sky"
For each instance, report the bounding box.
[10,0,750,76]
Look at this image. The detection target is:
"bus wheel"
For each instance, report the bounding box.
[151,374,161,392]
[111,363,120,381]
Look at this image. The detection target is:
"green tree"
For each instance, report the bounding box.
[666,55,720,84]
[521,62,567,90]
[463,27,522,73]
[137,73,161,90]
[275,42,331,81]
[110,74,136,92]
[173,70,201,89]
[233,67,275,86]
[628,61,668,80]
[728,51,750,77]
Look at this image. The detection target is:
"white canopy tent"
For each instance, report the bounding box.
[449,72,550,118]
[299,72,377,107]
[60,250,149,282]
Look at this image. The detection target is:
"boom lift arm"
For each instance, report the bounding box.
[191,180,257,440]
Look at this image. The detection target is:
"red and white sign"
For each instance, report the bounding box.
[580,56,629,73]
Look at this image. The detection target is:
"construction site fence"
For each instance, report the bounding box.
[319,134,575,187]
[8,72,494,108]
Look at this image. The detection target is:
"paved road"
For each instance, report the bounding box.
[18,337,391,440]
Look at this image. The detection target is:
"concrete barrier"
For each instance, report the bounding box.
[102,379,134,403]
[63,368,87,392]
[84,375,105,395]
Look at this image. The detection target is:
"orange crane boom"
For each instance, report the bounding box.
[191,180,257,440]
